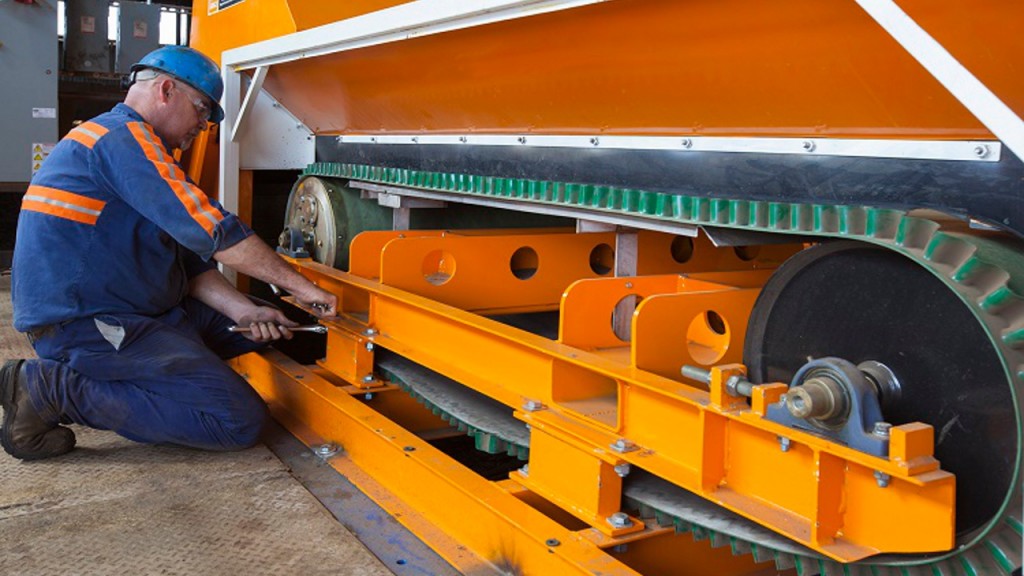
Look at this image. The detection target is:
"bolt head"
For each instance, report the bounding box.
[974,144,990,158]
[365,342,375,352]
[778,436,791,452]
[873,470,891,488]
[614,463,631,478]
[315,443,338,457]
[523,399,544,412]
[725,375,743,396]
[545,538,561,547]
[607,512,633,529]
[610,438,637,453]
[681,138,693,149]
[872,421,892,437]
[802,140,816,152]
[362,374,374,383]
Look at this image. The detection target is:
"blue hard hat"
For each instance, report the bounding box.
[131,46,225,123]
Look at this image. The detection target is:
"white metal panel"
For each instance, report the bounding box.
[237,89,315,170]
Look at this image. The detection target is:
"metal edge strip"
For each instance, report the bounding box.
[335,134,1001,162]
[222,0,606,70]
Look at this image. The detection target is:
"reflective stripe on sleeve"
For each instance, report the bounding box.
[63,121,110,150]
[22,185,107,225]
[127,122,223,237]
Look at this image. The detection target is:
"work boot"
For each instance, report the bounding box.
[0,360,75,460]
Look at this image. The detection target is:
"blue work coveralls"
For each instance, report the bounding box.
[11,103,267,450]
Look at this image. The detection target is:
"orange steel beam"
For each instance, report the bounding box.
[231,349,641,575]
[279,256,954,562]
[375,230,616,314]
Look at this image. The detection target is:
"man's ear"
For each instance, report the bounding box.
[158,78,175,104]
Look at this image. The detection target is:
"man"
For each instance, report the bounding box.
[0,46,336,460]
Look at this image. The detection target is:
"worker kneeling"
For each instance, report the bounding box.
[0,46,336,460]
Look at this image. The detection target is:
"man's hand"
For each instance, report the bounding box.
[215,236,339,317]
[295,285,338,318]
[236,306,299,342]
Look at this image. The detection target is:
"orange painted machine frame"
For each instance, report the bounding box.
[194,0,1022,139]
[236,245,955,564]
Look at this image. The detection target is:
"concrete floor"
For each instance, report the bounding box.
[0,274,402,576]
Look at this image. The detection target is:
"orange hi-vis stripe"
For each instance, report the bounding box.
[22,185,107,226]
[63,121,110,150]
[127,122,223,237]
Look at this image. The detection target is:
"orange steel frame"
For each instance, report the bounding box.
[232,229,956,572]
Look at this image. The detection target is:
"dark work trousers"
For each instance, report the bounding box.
[22,298,268,451]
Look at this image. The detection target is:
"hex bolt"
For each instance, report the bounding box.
[365,342,375,352]
[411,136,419,143]
[610,438,638,453]
[614,463,631,478]
[364,328,378,337]
[681,138,693,149]
[315,443,339,458]
[519,464,529,476]
[725,374,754,398]
[607,512,633,529]
[778,436,791,452]
[364,393,374,401]
[459,136,468,143]
[872,421,892,437]
[874,470,891,488]
[974,144,990,158]
[802,140,816,152]
[523,399,545,412]
[362,374,374,383]
[518,136,527,145]
[590,137,600,146]
[545,538,561,547]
